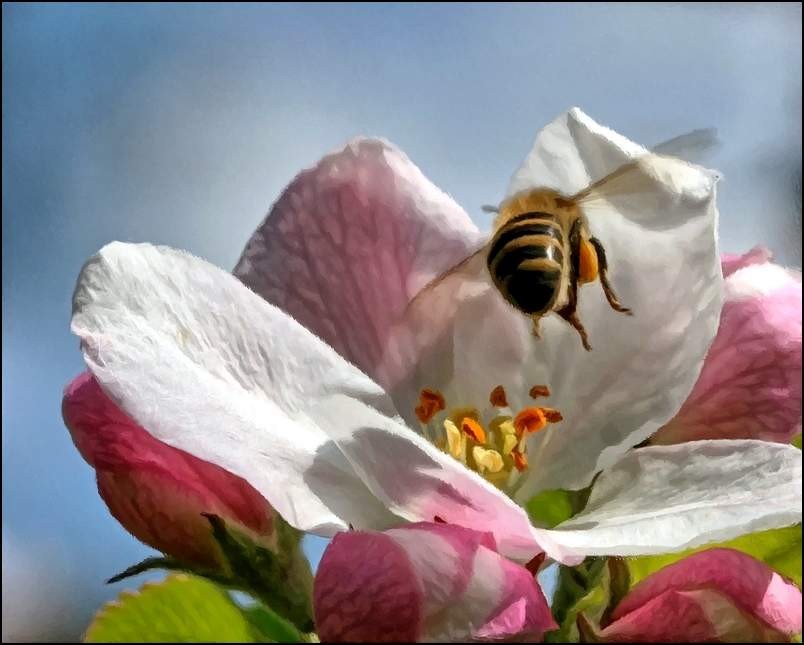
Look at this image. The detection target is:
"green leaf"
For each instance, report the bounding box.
[242,604,305,643]
[84,574,256,643]
[793,434,802,449]
[628,524,802,588]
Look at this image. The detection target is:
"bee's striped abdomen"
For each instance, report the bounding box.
[487,212,564,314]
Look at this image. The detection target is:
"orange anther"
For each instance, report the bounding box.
[512,450,528,471]
[529,385,551,399]
[415,388,446,423]
[514,407,548,436]
[461,417,486,444]
[489,385,509,408]
[542,407,563,423]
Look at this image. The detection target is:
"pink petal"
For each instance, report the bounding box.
[721,246,773,277]
[598,588,788,643]
[611,548,802,638]
[313,522,555,643]
[233,138,482,390]
[653,256,802,444]
[62,371,275,567]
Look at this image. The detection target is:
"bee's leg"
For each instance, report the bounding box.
[557,221,592,351]
[531,315,542,338]
[560,309,591,351]
[589,237,632,315]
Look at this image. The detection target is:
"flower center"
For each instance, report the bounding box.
[414,384,562,489]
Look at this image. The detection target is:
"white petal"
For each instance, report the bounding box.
[71,242,552,562]
[71,242,400,534]
[507,106,646,198]
[308,392,548,561]
[387,108,724,499]
[539,440,802,558]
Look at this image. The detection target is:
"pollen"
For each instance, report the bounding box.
[489,385,509,408]
[415,388,446,423]
[414,384,562,491]
[579,238,599,284]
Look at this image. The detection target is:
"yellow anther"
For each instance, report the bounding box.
[502,433,518,456]
[461,417,486,444]
[473,446,504,474]
[444,420,466,461]
[495,419,516,435]
[489,385,509,408]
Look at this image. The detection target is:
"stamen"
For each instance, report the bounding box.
[461,417,486,444]
[514,407,548,436]
[444,420,466,461]
[502,433,518,456]
[415,388,446,423]
[489,385,509,408]
[413,383,562,489]
[449,406,479,428]
[473,446,504,474]
[542,407,563,423]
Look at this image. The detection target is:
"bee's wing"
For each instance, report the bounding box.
[572,128,720,210]
[650,128,719,162]
[405,243,491,315]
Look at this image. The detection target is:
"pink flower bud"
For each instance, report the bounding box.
[594,549,802,642]
[313,521,556,643]
[62,372,276,569]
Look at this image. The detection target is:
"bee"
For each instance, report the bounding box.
[410,129,717,351]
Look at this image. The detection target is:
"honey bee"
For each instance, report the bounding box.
[410,129,717,351]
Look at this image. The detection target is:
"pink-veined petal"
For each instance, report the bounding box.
[611,549,802,637]
[62,371,275,567]
[313,522,555,643]
[721,245,773,277]
[234,137,483,390]
[597,588,788,643]
[653,258,802,444]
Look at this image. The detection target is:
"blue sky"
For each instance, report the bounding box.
[3,3,801,640]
